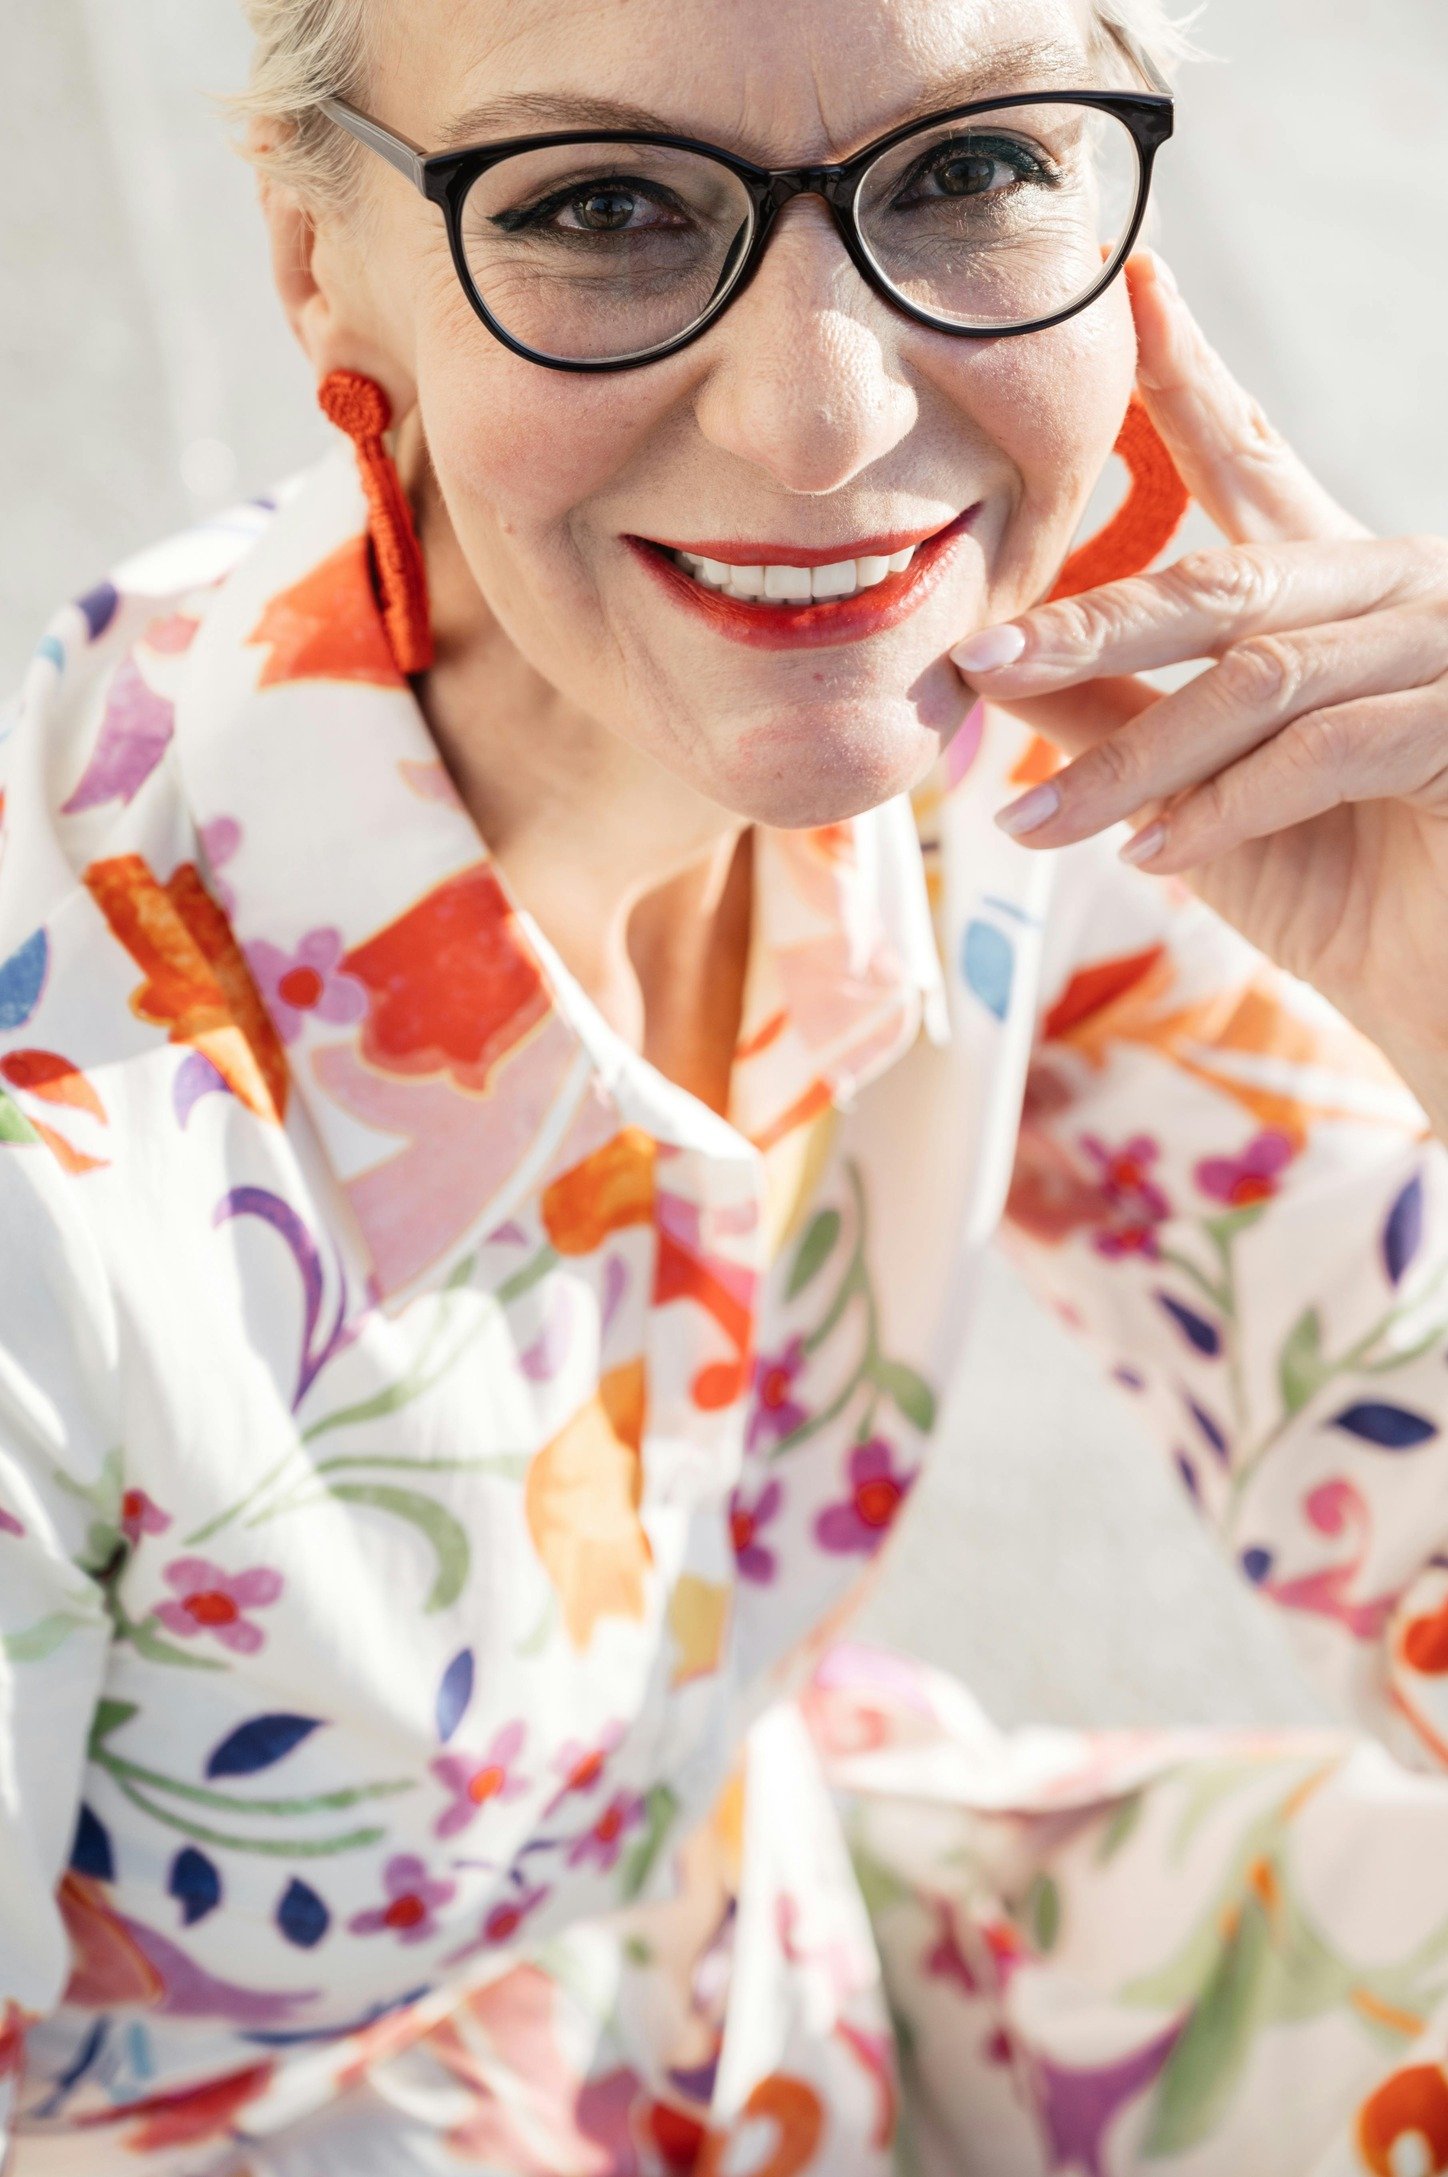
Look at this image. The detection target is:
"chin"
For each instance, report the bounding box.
[694,682,962,830]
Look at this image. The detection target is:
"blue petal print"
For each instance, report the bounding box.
[277,1878,330,1949]
[0,929,48,1031]
[70,1803,115,1880]
[1240,1546,1275,1584]
[206,1714,323,1779]
[1156,1292,1222,1357]
[1332,1402,1438,1451]
[35,636,66,674]
[436,1648,475,1744]
[1187,1399,1228,1460]
[1383,1173,1424,1286]
[962,919,1014,1021]
[77,582,120,641]
[169,1847,222,1926]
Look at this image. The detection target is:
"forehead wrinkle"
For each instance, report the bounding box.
[435,33,1098,160]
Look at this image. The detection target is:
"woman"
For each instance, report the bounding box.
[4,0,1448,2168]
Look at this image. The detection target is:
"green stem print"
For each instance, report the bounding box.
[770,1161,937,1458]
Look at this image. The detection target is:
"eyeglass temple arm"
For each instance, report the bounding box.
[320,98,429,193]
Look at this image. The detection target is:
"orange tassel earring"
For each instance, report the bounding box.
[1049,396,1190,602]
[317,369,435,677]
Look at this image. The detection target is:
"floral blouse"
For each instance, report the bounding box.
[5,443,1448,2177]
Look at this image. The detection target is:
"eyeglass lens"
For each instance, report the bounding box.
[456,103,1142,365]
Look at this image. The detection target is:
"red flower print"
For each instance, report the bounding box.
[729,1477,784,1584]
[116,2062,277,2153]
[568,1790,646,1873]
[245,927,368,1046]
[1357,2062,1448,2176]
[543,1721,626,1815]
[431,1721,530,1840]
[1081,1133,1171,1259]
[154,1556,283,1655]
[1195,1130,1295,1207]
[480,1883,549,1947]
[815,1439,917,1556]
[120,1489,171,1547]
[748,1336,809,1452]
[349,1853,457,1944]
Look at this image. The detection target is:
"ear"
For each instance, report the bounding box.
[250,126,415,418]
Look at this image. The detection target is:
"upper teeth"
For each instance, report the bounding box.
[675,546,917,603]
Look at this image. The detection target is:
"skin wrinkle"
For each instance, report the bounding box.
[256,0,1136,1095]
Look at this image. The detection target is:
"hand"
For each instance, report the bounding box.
[950,253,1448,1092]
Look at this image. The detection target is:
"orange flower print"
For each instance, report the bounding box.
[525,1359,653,1650]
[1403,1597,1448,1676]
[248,534,402,689]
[696,2074,825,2177]
[541,1127,657,1255]
[342,866,551,1092]
[57,1874,165,2009]
[84,854,288,1121]
[1357,2063,1448,2175]
[0,1048,109,1174]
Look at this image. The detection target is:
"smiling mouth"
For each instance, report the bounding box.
[625,507,981,649]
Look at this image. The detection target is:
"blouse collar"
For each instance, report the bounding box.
[173,443,947,1301]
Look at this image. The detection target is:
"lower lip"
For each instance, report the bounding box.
[624,507,982,651]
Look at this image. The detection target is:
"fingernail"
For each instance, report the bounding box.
[952,624,1028,674]
[1120,821,1167,867]
[996,782,1061,838]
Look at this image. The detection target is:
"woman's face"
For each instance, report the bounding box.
[330,0,1139,827]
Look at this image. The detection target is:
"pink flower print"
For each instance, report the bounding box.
[244,928,368,1046]
[120,1489,172,1547]
[481,1883,549,1947]
[1081,1133,1171,1259]
[544,1721,626,1815]
[155,1556,283,1654]
[748,1336,809,1452]
[349,1854,457,1944]
[815,1439,917,1556]
[729,1477,783,1584]
[1195,1130,1295,1208]
[0,1508,23,1540]
[568,1790,646,1873]
[431,1721,530,1840]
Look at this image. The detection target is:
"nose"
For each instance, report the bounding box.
[691,200,917,495]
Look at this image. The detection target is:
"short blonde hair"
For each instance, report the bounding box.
[231,0,1199,213]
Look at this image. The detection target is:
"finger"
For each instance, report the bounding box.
[993,609,1448,846]
[1123,682,1448,874]
[1128,253,1371,546]
[952,536,1448,697]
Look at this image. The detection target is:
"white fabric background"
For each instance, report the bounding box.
[2,0,1444,1731]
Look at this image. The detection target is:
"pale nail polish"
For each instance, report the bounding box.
[996,783,1061,837]
[952,624,1027,674]
[1120,821,1167,867]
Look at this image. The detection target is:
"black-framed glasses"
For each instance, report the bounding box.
[321,76,1173,373]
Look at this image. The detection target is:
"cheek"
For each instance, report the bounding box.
[931,286,1139,610]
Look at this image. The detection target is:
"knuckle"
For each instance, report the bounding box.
[1039,590,1131,657]
[1214,634,1305,713]
[1076,729,1142,801]
[1285,706,1352,785]
[1168,547,1280,623]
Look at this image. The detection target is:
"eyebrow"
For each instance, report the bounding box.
[436,37,1101,158]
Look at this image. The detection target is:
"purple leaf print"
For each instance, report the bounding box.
[1156,1293,1222,1357]
[169,1847,222,1926]
[277,1878,330,1949]
[213,1187,363,1408]
[0,929,48,1032]
[519,1278,577,1382]
[124,1920,319,2025]
[60,656,173,814]
[173,1049,232,1127]
[1037,2019,1185,2177]
[435,1649,475,1744]
[601,1253,630,1334]
[70,1804,114,1881]
[1332,1402,1438,1450]
[206,1714,323,1780]
[76,582,120,641]
[1383,1172,1425,1286]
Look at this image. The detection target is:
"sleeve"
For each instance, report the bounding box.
[1002,832,1448,1772]
[0,640,126,2140]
